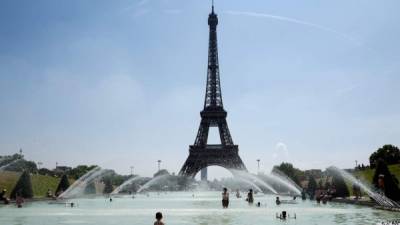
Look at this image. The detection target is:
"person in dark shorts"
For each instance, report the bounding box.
[247,189,254,204]
[222,188,229,208]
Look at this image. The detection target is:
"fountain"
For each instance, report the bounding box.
[230,169,278,194]
[137,174,170,193]
[0,158,21,171]
[111,176,145,194]
[328,166,400,208]
[58,167,110,199]
[268,170,302,195]
[231,177,263,193]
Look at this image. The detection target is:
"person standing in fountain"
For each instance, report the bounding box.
[154,212,164,225]
[236,189,241,198]
[247,189,254,204]
[222,188,229,208]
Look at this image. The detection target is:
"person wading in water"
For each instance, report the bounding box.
[222,187,229,208]
[246,189,254,204]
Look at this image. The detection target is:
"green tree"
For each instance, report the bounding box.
[372,159,400,201]
[56,174,70,195]
[67,165,98,180]
[0,153,38,174]
[272,162,303,185]
[327,170,349,198]
[0,154,23,167]
[10,171,33,199]
[369,145,400,168]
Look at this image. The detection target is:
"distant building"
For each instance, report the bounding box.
[54,166,72,173]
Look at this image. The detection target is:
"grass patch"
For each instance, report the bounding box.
[0,171,20,198]
[0,171,61,198]
[31,174,60,197]
[354,164,400,185]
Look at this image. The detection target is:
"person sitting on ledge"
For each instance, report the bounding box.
[16,190,24,208]
[322,195,328,204]
[0,189,9,204]
[47,189,55,198]
[275,196,281,205]
[154,212,164,225]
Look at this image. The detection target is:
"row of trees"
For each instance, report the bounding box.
[369,145,400,168]
[275,147,400,201]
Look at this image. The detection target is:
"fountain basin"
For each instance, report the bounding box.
[0,192,398,225]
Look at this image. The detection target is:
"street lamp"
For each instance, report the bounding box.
[256,159,260,174]
[157,160,162,172]
[130,166,134,176]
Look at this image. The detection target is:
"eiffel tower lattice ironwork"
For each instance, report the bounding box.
[179,5,247,179]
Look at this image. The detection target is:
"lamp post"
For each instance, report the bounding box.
[130,166,134,176]
[157,160,162,172]
[256,159,260,174]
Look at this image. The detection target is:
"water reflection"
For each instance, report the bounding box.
[193,212,234,225]
[333,213,347,224]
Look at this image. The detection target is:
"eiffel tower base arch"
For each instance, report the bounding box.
[179,145,247,178]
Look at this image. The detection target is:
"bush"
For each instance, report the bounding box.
[370,145,400,168]
[56,174,70,195]
[272,162,303,185]
[372,159,400,201]
[10,171,33,199]
[331,173,349,198]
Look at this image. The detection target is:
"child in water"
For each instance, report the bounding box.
[275,196,281,205]
[154,212,164,225]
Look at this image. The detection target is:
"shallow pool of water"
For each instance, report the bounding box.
[0,192,398,225]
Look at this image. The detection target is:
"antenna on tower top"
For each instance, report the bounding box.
[211,0,214,13]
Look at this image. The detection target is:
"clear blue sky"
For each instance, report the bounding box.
[0,0,399,178]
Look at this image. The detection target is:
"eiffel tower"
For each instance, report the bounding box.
[179,4,247,179]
